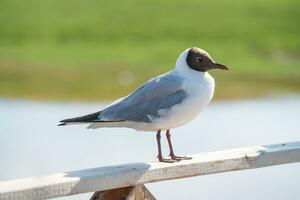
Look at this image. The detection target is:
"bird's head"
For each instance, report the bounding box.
[176,47,229,73]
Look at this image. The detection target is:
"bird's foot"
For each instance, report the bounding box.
[170,154,192,161]
[157,156,179,163]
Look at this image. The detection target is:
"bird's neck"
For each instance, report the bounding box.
[175,62,208,80]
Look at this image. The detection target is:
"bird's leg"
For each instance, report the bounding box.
[156,130,163,160]
[156,130,176,163]
[166,129,192,161]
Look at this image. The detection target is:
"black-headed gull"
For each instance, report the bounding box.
[59,47,228,162]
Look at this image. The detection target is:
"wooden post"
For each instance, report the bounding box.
[90,185,156,200]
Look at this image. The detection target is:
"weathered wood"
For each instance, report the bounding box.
[90,185,156,200]
[90,186,132,200]
[144,186,156,200]
[127,185,144,200]
[0,141,300,200]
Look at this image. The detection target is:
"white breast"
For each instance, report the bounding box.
[151,72,215,130]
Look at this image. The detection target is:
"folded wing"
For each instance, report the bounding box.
[100,72,187,123]
[59,72,187,126]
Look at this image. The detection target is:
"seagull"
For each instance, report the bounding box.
[59,47,228,162]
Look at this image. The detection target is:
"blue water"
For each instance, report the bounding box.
[0,96,300,200]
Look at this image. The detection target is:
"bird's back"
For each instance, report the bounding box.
[99,71,186,123]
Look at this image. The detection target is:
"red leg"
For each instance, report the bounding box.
[166,129,192,161]
[156,130,176,163]
[156,130,163,160]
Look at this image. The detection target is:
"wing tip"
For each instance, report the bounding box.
[58,122,66,126]
[59,111,101,124]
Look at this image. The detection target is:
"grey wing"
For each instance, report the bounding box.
[99,73,187,123]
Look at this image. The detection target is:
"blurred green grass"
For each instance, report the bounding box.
[0,0,300,100]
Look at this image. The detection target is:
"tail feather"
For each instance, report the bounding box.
[58,111,125,126]
[58,122,67,126]
[58,111,101,126]
[87,121,127,129]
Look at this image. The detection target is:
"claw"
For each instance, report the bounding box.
[158,158,177,163]
[170,155,192,161]
[158,156,180,163]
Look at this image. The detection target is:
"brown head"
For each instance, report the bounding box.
[186,47,229,72]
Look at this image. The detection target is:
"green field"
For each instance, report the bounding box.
[0,0,300,100]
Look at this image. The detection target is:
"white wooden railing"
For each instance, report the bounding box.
[0,141,300,200]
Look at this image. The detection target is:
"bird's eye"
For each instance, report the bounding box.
[196,57,203,63]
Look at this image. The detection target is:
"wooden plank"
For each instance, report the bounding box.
[0,141,300,200]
